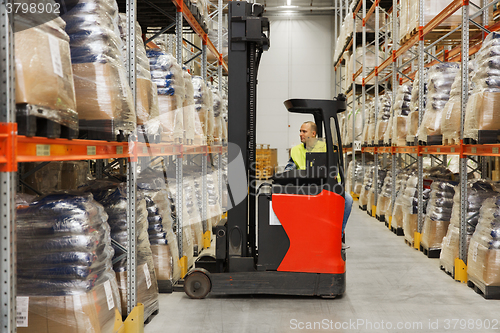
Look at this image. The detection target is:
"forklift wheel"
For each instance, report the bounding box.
[184,270,211,299]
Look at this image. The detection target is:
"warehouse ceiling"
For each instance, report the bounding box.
[262,0,336,15]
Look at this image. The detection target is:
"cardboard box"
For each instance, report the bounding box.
[421,217,450,250]
[468,241,500,286]
[151,245,172,281]
[136,78,155,125]
[72,62,134,122]
[17,280,119,333]
[15,26,76,112]
[60,161,88,191]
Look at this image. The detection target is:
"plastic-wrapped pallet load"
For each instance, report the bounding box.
[206,88,216,144]
[193,76,210,145]
[389,169,412,233]
[334,9,353,61]
[118,15,159,138]
[183,69,196,144]
[22,162,63,195]
[440,180,499,275]
[60,161,89,190]
[377,169,396,221]
[345,106,363,145]
[83,182,159,320]
[406,69,428,144]
[467,195,500,291]
[15,13,79,137]
[464,32,500,143]
[137,171,181,286]
[441,61,475,145]
[362,100,375,145]
[374,93,392,144]
[417,63,459,144]
[212,88,224,143]
[147,50,185,143]
[16,193,122,333]
[402,175,430,245]
[183,177,205,254]
[359,163,374,209]
[63,0,136,140]
[352,46,384,85]
[420,180,457,255]
[346,160,363,196]
[367,168,387,216]
[389,82,412,146]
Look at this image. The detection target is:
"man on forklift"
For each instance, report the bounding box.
[284,121,353,241]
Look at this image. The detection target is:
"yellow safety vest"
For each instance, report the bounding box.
[290,141,326,170]
[290,141,342,183]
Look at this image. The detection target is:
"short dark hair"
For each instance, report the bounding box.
[303,121,317,134]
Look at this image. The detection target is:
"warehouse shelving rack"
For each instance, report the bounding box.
[335,0,500,286]
[0,0,228,331]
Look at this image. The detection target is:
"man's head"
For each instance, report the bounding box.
[300,121,317,143]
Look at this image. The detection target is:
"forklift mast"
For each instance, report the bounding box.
[227,1,269,270]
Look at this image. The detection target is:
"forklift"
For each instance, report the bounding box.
[183,1,347,298]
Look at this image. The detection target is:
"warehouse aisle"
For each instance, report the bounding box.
[145,205,500,333]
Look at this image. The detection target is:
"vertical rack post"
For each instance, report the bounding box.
[202,41,208,246]
[351,11,356,188]
[0,1,16,332]
[176,10,183,63]
[390,0,397,218]
[202,43,207,81]
[456,0,470,282]
[218,0,223,92]
[415,0,424,250]
[126,0,138,314]
[334,0,338,97]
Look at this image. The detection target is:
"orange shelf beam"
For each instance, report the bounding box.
[171,0,228,72]
[17,136,130,163]
[463,144,500,157]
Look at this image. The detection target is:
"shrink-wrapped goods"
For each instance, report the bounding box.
[193,76,210,144]
[351,46,384,85]
[16,193,121,333]
[402,175,431,244]
[23,162,63,195]
[467,196,500,287]
[60,161,89,190]
[183,177,204,254]
[183,70,196,144]
[147,50,185,143]
[367,167,387,215]
[440,180,499,274]
[362,100,375,145]
[464,32,500,142]
[212,88,224,143]
[63,0,136,138]
[118,15,158,131]
[359,163,374,208]
[374,93,392,143]
[377,169,397,219]
[346,160,363,195]
[406,69,428,143]
[334,9,354,61]
[388,83,412,146]
[389,169,412,231]
[82,182,159,319]
[421,181,457,252]
[441,61,475,145]
[345,106,363,145]
[15,15,78,134]
[417,63,459,143]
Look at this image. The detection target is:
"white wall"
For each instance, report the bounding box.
[257,16,333,167]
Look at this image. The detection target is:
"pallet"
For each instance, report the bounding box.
[442,136,460,146]
[467,279,500,300]
[385,221,389,228]
[464,130,500,145]
[404,238,414,248]
[157,280,173,293]
[144,308,160,325]
[79,119,129,142]
[400,27,418,44]
[359,204,367,211]
[17,104,78,139]
[391,226,404,236]
[440,265,455,279]
[425,134,443,146]
[376,214,386,222]
[420,245,441,258]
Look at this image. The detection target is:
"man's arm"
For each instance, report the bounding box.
[284,157,297,171]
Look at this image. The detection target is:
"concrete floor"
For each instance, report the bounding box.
[145,205,500,333]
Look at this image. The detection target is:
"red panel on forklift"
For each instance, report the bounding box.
[272,189,345,274]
